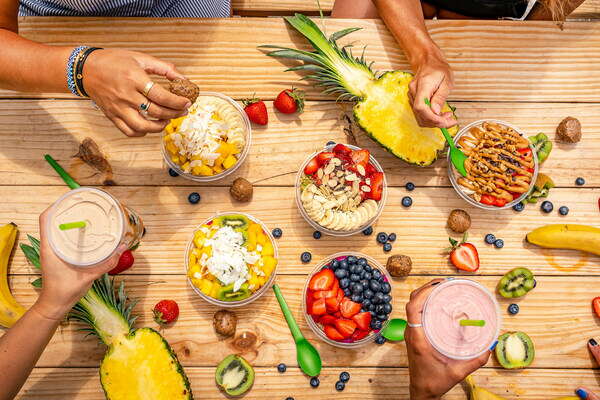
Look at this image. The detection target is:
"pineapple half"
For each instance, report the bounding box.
[69,275,193,400]
[261,14,458,166]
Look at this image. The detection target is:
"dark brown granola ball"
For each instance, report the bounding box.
[447,209,471,233]
[386,255,412,277]
[556,116,581,143]
[169,78,199,103]
[230,177,253,202]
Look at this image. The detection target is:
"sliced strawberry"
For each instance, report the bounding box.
[593,297,600,319]
[368,172,384,201]
[304,156,319,175]
[313,279,339,299]
[316,151,335,166]
[493,197,508,207]
[448,235,480,272]
[527,167,535,173]
[352,312,372,331]
[480,194,497,206]
[340,298,362,319]
[351,329,370,341]
[319,315,337,326]
[324,325,345,341]
[334,319,357,338]
[517,147,533,158]
[311,298,327,316]
[350,149,370,171]
[333,311,342,319]
[325,296,341,313]
[309,268,335,291]
[332,143,352,156]
[365,162,377,177]
[336,287,344,304]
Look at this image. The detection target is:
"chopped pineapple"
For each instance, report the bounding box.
[261,242,274,257]
[222,154,237,169]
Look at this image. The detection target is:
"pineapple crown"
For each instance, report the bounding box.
[259,13,377,101]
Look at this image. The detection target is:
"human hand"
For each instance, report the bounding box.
[33,206,126,320]
[83,49,192,137]
[405,279,492,400]
[408,47,456,129]
[575,339,600,399]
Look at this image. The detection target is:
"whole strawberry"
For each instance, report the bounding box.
[108,250,134,275]
[242,96,268,125]
[274,88,304,114]
[153,299,179,325]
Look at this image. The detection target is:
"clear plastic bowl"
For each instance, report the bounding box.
[448,119,539,210]
[162,92,252,182]
[184,212,278,308]
[302,252,392,348]
[295,143,387,236]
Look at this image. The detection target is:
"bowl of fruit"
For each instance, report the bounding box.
[296,143,387,236]
[185,212,278,307]
[162,92,252,182]
[303,252,393,348]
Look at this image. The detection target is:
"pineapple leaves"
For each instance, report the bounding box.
[329,27,362,42]
[31,278,42,288]
[20,234,41,269]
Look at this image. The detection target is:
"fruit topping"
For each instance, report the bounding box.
[401,196,413,208]
[497,268,536,298]
[541,200,554,213]
[274,88,305,114]
[109,250,135,275]
[495,332,535,369]
[524,173,555,205]
[362,226,373,235]
[447,209,471,234]
[386,255,412,277]
[556,116,581,143]
[188,192,201,204]
[230,177,253,202]
[528,132,553,163]
[309,268,335,291]
[447,234,480,272]
[507,304,520,315]
[374,335,386,345]
[272,228,282,238]
[213,310,237,337]
[383,243,392,252]
[153,299,179,325]
[494,239,504,249]
[559,206,569,216]
[215,354,255,396]
[243,97,268,125]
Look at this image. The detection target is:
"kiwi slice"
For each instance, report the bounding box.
[497,267,536,298]
[217,283,251,302]
[215,354,255,396]
[529,132,553,163]
[495,332,535,369]
[217,214,250,231]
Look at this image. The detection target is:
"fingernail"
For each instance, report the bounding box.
[576,388,588,399]
[489,340,498,351]
[431,282,440,286]
[589,338,598,346]
[431,103,441,115]
[184,102,192,108]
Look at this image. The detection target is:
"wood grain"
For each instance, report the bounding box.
[16,366,600,400]
[5,18,600,102]
[1,100,599,187]
[3,185,600,276]
[571,0,600,19]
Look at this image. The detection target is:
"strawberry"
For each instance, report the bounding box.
[318,315,337,326]
[351,329,370,341]
[334,319,357,338]
[593,297,600,319]
[242,97,268,125]
[480,194,497,206]
[311,298,327,315]
[367,172,384,201]
[350,149,370,171]
[332,143,352,157]
[316,151,335,166]
[274,88,304,114]
[324,325,345,341]
[153,299,179,325]
[447,233,480,272]
[365,162,377,177]
[351,312,372,331]
[309,268,335,291]
[340,298,362,319]
[493,197,508,207]
[304,156,319,175]
[109,250,134,275]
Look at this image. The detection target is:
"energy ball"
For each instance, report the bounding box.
[230,177,253,202]
[556,116,581,143]
[447,209,471,233]
[213,310,237,337]
[169,78,199,103]
[386,255,412,277]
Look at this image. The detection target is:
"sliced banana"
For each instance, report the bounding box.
[320,210,334,227]
[301,189,314,203]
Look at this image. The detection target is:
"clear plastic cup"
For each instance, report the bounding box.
[162,92,252,182]
[46,187,144,268]
[302,252,392,348]
[448,119,539,210]
[295,143,387,236]
[184,212,278,308]
[422,278,501,360]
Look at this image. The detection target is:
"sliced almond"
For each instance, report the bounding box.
[352,180,360,195]
[331,157,341,166]
[336,170,344,178]
[365,178,371,185]
[317,168,324,179]
[322,174,329,186]
[361,185,371,193]
[356,164,366,176]
[328,178,338,188]
[324,163,335,175]
[345,173,358,182]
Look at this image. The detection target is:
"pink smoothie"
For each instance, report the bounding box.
[422,279,500,360]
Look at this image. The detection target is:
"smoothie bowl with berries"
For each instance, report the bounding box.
[296,143,387,236]
[449,120,538,210]
[162,92,251,182]
[303,252,393,348]
[185,212,278,307]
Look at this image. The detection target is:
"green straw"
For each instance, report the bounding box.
[59,221,87,231]
[460,319,486,327]
[44,154,80,189]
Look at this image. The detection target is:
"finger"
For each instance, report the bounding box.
[111,116,144,137]
[406,279,444,324]
[412,79,455,128]
[589,339,600,364]
[430,77,452,116]
[453,350,491,377]
[145,83,191,111]
[136,53,185,80]
[134,94,187,120]
[577,387,600,400]
[121,108,169,135]
[90,244,128,276]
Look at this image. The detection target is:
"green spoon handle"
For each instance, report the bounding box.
[423,98,456,149]
[273,284,304,343]
[44,154,80,189]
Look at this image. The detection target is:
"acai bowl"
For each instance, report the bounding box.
[185,212,278,307]
[448,120,539,210]
[303,252,393,348]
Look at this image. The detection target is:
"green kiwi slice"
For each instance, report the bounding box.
[495,332,535,369]
[497,267,536,298]
[215,354,255,396]
[217,214,250,230]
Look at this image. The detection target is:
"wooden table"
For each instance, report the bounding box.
[1,17,600,399]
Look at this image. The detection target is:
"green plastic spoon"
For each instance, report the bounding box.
[423,98,468,177]
[380,318,408,342]
[272,284,322,377]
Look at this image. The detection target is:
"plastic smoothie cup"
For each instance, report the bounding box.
[422,278,501,360]
[46,187,144,268]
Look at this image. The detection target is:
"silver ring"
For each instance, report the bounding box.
[142,81,155,97]
[140,109,150,119]
[140,100,151,112]
[407,322,422,328]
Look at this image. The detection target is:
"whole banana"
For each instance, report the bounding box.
[526,224,600,256]
[0,222,26,328]
[465,375,581,400]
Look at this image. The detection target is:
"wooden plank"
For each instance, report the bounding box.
[5,18,600,102]
[4,275,599,369]
[571,0,600,19]
[3,185,599,276]
[16,366,599,399]
[1,100,599,187]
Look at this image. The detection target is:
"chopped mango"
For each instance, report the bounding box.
[188,254,198,269]
[166,142,178,155]
[257,233,268,246]
[263,256,277,274]
[200,246,212,258]
[193,236,205,249]
[222,154,237,169]
[165,124,175,134]
[213,165,224,174]
[192,248,202,258]
[170,155,180,164]
[181,161,190,172]
[196,165,214,176]
[199,279,213,295]
[214,156,224,168]
[261,241,274,257]
[210,283,221,298]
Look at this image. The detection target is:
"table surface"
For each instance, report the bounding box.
[1,16,600,400]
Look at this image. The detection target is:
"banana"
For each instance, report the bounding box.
[0,222,26,328]
[526,224,600,256]
[465,375,508,400]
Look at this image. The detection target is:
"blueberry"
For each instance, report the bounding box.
[368,303,376,312]
[335,381,345,391]
[369,280,381,293]
[377,314,388,321]
[388,233,397,242]
[360,279,369,288]
[188,192,201,204]
[402,196,413,207]
[363,289,374,299]
[286,397,294,400]
[301,252,312,263]
[339,278,350,289]
[334,268,348,279]
[381,282,391,294]
[485,234,496,244]
[382,303,392,314]
[373,292,385,305]
[362,226,373,236]
[358,257,368,267]
[371,320,383,330]
[313,231,322,239]
[372,270,382,280]
[375,304,385,314]
[541,201,554,213]
[382,294,392,303]
[352,283,364,294]
[168,168,179,177]
[362,298,372,308]
[374,335,387,345]
[351,294,363,303]
[363,272,372,280]
[494,239,504,249]
[344,288,352,297]
[339,372,350,383]
[331,260,340,269]
[326,141,336,147]
[508,304,519,315]
[376,232,388,244]
[349,264,359,274]
[363,264,372,272]
[347,256,357,264]
[383,243,392,252]
[310,377,320,388]
[513,202,525,212]
[340,260,348,270]
[559,206,569,216]
[350,274,360,282]
[405,182,415,191]
[575,177,585,186]
[277,363,287,373]
[272,228,283,238]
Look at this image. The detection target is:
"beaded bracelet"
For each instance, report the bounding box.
[74,47,103,98]
[66,46,88,97]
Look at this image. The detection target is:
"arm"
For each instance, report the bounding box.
[0,208,125,399]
